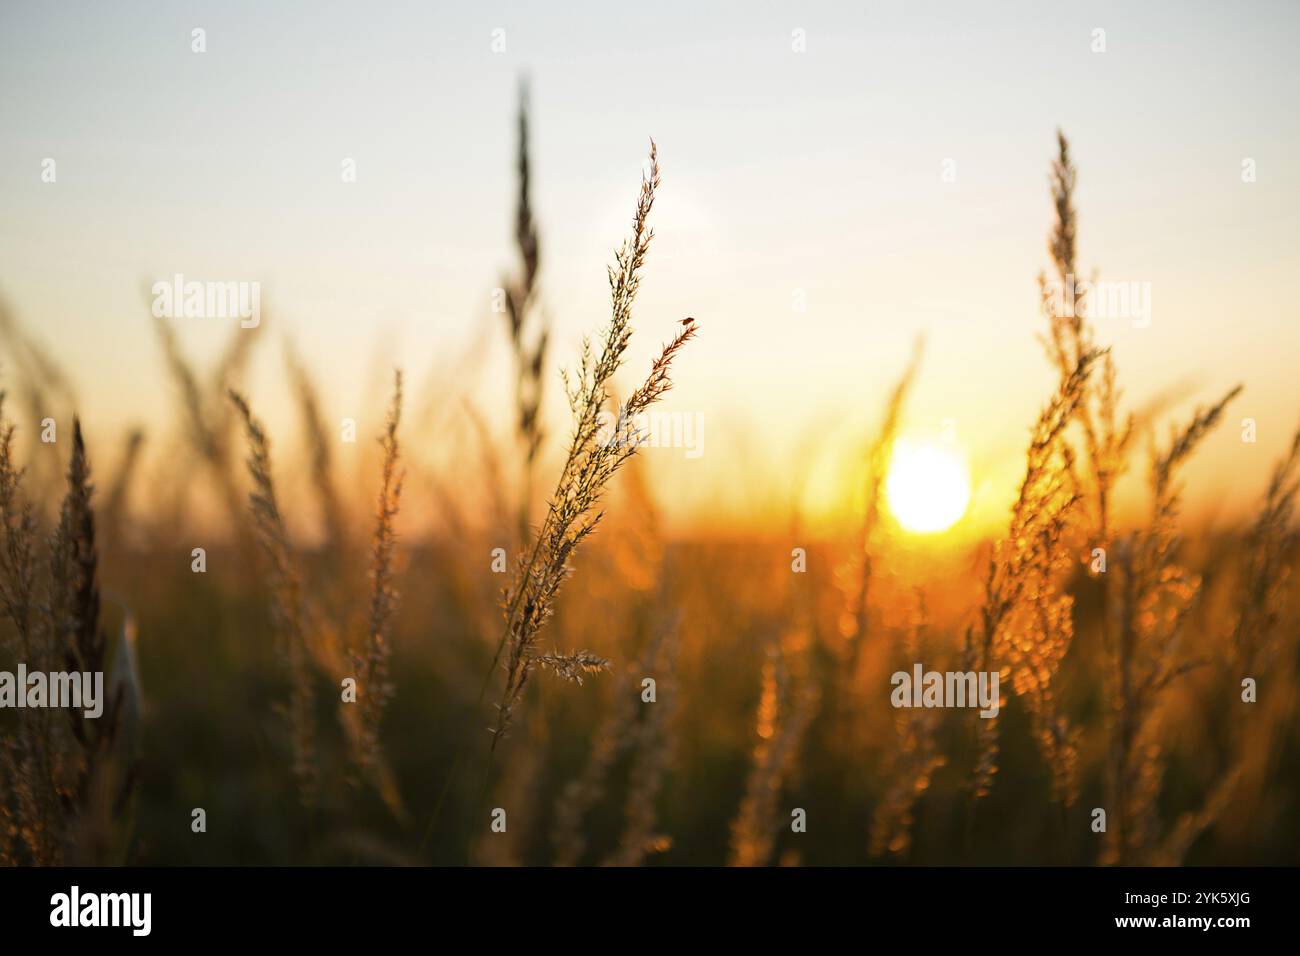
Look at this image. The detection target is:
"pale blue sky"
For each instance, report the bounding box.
[2,0,1297,528]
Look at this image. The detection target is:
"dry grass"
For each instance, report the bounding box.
[352,372,404,789]
[0,402,134,864]
[966,349,1095,803]
[870,598,946,857]
[230,389,318,809]
[551,602,678,867]
[287,344,348,554]
[230,370,408,819]
[156,316,254,531]
[729,627,819,867]
[1102,385,1241,863]
[844,337,924,673]
[500,80,550,544]
[488,139,697,754]
[2,112,1299,869]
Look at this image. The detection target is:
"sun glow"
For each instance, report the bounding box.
[884,439,971,534]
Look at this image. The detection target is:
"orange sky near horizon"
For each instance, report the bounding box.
[2,0,1298,538]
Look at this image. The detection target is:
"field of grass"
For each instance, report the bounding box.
[2,105,1298,868]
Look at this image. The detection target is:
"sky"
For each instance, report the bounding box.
[2,0,1298,534]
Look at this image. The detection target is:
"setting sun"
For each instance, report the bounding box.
[884,439,971,533]
[4,0,1299,888]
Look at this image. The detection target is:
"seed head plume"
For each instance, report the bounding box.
[1157,419,1300,863]
[1041,130,1090,375]
[51,419,131,861]
[229,389,317,808]
[1231,421,1300,672]
[729,628,819,867]
[845,336,924,674]
[533,649,609,686]
[552,608,678,867]
[0,391,39,656]
[1038,132,1134,545]
[154,313,249,531]
[287,344,347,552]
[53,422,105,712]
[967,349,1099,803]
[154,315,218,463]
[0,390,61,863]
[1103,384,1241,864]
[0,299,79,497]
[101,428,145,547]
[604,612,678,867]
[489,139,695,753]
[352,371,403,782]
[871,596,946,857]
[501,77,550,543]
